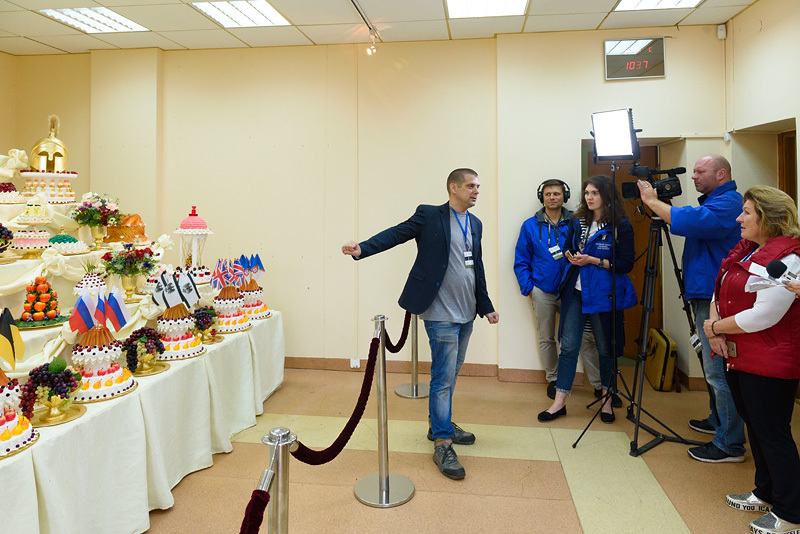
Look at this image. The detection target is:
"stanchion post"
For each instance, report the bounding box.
[262,427,297,534]
[355,315,415,508]
[395,315,429,399]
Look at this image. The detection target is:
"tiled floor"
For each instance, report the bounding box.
[147,367,799,533]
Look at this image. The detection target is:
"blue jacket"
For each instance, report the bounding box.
[669,180,742,301]
[356,202,495,317]
[559,217,638,315]
[514,207,572,296]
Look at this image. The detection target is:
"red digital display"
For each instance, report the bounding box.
[605,38,665,80]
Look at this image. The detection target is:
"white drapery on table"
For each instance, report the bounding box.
[0,313,285,534]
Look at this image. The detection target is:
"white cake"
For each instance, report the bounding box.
[156,304,204,360]
[239,278,270,320]
[213,284,251,333]
[72,325,135,403]
[49,234,89,255]
[11,229,50,251]
[0,379,36,458]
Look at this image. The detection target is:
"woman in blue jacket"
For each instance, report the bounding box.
[538,175,637,423]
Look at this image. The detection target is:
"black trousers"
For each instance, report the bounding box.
[726,368,800,523]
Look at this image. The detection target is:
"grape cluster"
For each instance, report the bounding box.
[121,327,164,372]
[0,223,12,253]
[193,306,217,332]
[19,359,81,418]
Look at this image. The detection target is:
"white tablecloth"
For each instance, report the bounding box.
[0,312,285,534]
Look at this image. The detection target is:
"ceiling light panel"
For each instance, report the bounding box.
[446,0,528,19]
[192,0,289,28]
[40,7,148,33]
[615,0,701,10]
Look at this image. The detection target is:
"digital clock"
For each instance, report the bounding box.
[605,38,665,80]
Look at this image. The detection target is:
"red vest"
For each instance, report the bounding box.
[715,236,800,379]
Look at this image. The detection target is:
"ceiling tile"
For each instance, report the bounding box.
[700,0,753,7]
[600,9,693,29]
[528,0,618,16]
[0,35,66,53]
[269,0,360,26]
[92,30,185,49]
[298,23,369,44]
[449,16,524,40]
[0,10,81,35]
[356,0,444,23]
[33,32,118,52]
[158,29,247,49]
[0,0,24,10]
[228,26,312,47]
[96,0,183,5]
[374,20,448,42]
[524,13,606,33]
[9,0,101,9]
[681,6,746,25]
[112,4,217,32]
[0,29,14,37]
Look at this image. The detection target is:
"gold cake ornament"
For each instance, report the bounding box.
[30,115,69,173]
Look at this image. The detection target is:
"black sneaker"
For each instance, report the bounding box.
[689,418,716,434]
[547,381,556,399]
[688,441,744,463]
[595,388,623,408]
[427,422,475,445]
[433,442,465,480]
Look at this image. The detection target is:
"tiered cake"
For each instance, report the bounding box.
[71,325,135,403]
[0,378,36,458]
[213,285,251,333]
[49,234,89,255]
[239,278,270,320]
[156,304,204,360]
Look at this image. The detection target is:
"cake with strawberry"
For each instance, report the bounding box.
[19,275,60,324]
[213,285,251,333]
[0,377,37,458]
[71,325,135,403]
[0,182,22,204]
[239,278,270,320]
[156,303,204,359]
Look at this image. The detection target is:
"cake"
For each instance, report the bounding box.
[177,265,211,285]
[19,173,77,203]
[213,285,251,333]
[73,272,106,296]
[20,275,60,323]
[0,182,22,204]
[0,224,12,253]
[156,304,204,360]
[0,378,36,458]
[11,230,50,252]
[15,202,51,225]
[71,325,135,403]
[175,207,214,277]
[239,278,270,320]
[49,234,89,255]
[141,271,160,294]
[105,214,148,244]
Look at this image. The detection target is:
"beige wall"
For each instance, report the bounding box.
[0,52,15,153]
[2,0,799,380]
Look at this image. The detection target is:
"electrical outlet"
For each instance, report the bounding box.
[350,358,360,368]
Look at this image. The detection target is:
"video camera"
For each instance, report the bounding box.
[621,163,685,200]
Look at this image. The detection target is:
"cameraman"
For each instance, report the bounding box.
[637,154,745,463]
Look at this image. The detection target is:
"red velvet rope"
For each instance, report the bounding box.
[239,489,270,534]
[291,336,379,465]
[384,311,412,353]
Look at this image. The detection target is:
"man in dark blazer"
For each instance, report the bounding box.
[343,168,499,480]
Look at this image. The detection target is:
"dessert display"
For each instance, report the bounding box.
[18,275,63,327]
[0,182,22,204]
[19,174,76,203]
[180,265,211,284]
[72,272,105,297]
[213,284,251,333]
[71,325,135,403]
[49,233,89,255]
[122,327,168,375]
[105,214,149,244]
[141,272,159,294]
[0,224,12,253]
[11,230,50,253]
[18,357,84,426]
[156,304,204,360]
[1,378,37,458]
[175,206,214,283]
[240,277,270,320]
[15,201,50,225]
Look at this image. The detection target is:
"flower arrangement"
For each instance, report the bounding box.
[101,243,158,277]
[70,193,121,227]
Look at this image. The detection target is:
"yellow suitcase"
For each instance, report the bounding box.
[645,328,678,392]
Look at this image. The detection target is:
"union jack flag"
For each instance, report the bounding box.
[223,260,234,285]
[211,259,226,290]
[231,259,245,286]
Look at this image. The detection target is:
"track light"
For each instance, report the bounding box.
[367,28,377,55]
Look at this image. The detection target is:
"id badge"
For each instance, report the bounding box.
[549,245,564,261]
[464,250,474,268]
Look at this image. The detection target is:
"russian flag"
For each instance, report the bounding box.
[105,287,131,331]
[94,295,106,327]
[69,296,96,334]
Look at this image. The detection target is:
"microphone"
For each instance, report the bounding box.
[766,259,798,280]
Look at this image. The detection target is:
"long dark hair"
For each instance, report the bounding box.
[573,175,626,226]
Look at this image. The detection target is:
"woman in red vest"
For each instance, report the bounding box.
[702,186,800,534]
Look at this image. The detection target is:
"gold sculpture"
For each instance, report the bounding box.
[30,115,69,173]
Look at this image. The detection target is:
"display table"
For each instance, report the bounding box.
[0,312,285,534]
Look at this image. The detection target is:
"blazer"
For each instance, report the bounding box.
[357,202,495,317]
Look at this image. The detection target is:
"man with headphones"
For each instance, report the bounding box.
[514,179,607,401]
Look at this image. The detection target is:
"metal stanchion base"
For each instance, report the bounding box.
[395,383,430,399]
[354,474,415,508]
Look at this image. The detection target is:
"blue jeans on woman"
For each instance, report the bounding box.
[424,320,474,439]
[555,291,613,394]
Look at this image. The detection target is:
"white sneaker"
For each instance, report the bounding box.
[727,492,771,512]
[750,512,800,534]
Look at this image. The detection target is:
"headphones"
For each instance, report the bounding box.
[537,179,570,204]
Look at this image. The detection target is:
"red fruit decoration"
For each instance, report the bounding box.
[20,275,60,323]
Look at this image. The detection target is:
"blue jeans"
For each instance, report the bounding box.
[424,320,474,439]
[555,291,613,394]
[692,299,746,456]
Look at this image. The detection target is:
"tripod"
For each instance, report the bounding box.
[627,212,713,456]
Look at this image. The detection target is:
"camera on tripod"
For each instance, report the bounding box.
[621,163,685,200]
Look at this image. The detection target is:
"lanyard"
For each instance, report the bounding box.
[452,208,470,250]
